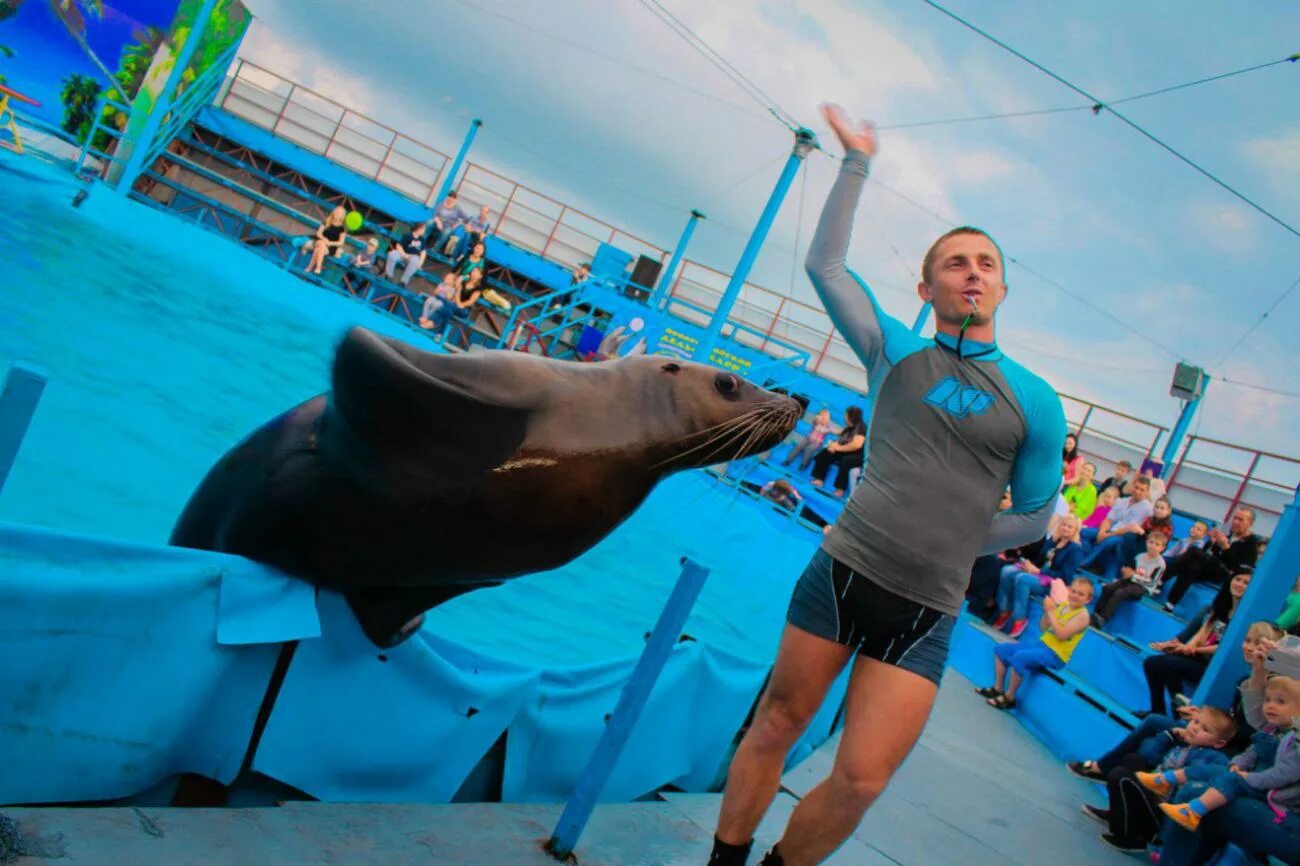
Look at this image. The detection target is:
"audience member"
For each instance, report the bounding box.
[306,206,349,276]
[385,222,430,287]
[1082,486,1118,530]
[1142,570,1253,716]
[419,271,460,330]
[1093,532,1169,628]
[1166,519,1210,560]
[1163,507,1260,611]
[1063,461,1098,521]
[429,268,482,334]
[453,204,493,259]
[991,514,1084,638]
[978,577,1094,710]
[759,479,801,511]
[1062,433,1084,487]
[1079,474,1154,576]
[782,408,835,472]
[809,406,865,497]
[1099,460,1133,496]
[430,191,471,256]
[966,489,1016,622]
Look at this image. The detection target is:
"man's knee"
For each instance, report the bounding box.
[748,694,817,752]
[829,763,889,812]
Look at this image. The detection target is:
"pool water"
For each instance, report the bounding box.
[0,156,817,667]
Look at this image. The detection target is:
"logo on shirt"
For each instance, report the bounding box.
[924,377,995,419]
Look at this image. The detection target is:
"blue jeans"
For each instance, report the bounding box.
[1181,764,1265,803]
[994,640,1064,676]
[996,566,1048,621]
[1080,526,1100,554]
[1082,534,1130,580]
[1157,796,1300,866]
[1096,713,1180,773]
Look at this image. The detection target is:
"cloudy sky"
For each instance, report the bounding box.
[236,0,1299,484]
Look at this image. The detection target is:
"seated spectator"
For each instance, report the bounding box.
[1094,494,1175,584]
[1143,570,1253,716]
[1063,461,1098,521]
[978,576,1094,710]
[430,268,483,335]
[419,271,460,330]
[348,236,380,270]
[809,406,865,497]
[1098,459,1133,496]
[1079,473,1153,567]
[1062,432,1084,488]
[782,408,834,472]
[430,191,471,256]
[456,241,487,282]
[1165,519,1210,560]
[1085,706,1236,853]
[759,479,801,511]
[452,204,493,259]
[967,489,1016,622]
[1279,577,1300,632]
[1093,531,1169,628]
[1140,670,1300,833]
[1163,507,1260,611]
[307,206,349,276]
[991,514,1084,638]
[1082,485,1119,530]
[1072,621,1284,786]
[385,222,430,287]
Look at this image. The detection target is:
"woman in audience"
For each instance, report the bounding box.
[1061,433,1083,488]
[1082,485,1118,531]
[810,406,865,497]
[991,513,1084,638]
[1142,569,1253,716]
[307,206,349,275]
[455,241,487,282]
[430,268,483,335]
[1063,461,1098,521]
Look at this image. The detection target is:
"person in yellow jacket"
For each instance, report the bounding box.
[978,576,1094,709]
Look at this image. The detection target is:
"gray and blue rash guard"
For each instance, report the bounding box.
[808,150,1067,616]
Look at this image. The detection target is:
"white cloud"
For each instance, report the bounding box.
[1243,130,1300,178]
[1189,202,1256,252]
[946,149,1017,185]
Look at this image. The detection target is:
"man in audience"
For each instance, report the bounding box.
[1080,474,1153,561]
[384,222,430,287]
[1163,507,1260,611]
[1099,460,1133,496]
[430,191,471,257]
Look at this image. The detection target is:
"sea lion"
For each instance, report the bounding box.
[171,327,801,648]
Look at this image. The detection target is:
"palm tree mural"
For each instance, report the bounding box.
[0,45,11,87]
[0,0,118,88]
[59,71,101,140]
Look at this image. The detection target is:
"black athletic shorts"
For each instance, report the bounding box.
[786,548,955,686]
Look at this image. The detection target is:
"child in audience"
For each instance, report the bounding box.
[1083,486,1119,530]
[419,272,460,330]
[782,408,834,471]
[1099,459,1133,496]
[1086,707,1237,853]
[759,479,801,511]
[1165,520,1210,560]
[1140,675,1300,832]
[1093,531,1170,628]
[978,576,1094,710]
[991,514,1083,638]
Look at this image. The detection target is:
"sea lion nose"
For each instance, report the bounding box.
[714,372,741,398]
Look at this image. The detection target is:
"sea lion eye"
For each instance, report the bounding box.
[714,373,741,398]
[662,363,681,374]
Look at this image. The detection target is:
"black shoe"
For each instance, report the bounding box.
[1099,833,1146,853]
[1081,804,1110,825]
[1068,760,1105,781]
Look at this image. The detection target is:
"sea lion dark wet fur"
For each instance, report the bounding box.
[171,327,801,647]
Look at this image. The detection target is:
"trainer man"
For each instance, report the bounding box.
[708,105,1068,866]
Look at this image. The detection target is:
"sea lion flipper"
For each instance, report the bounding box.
[328,328,534,482]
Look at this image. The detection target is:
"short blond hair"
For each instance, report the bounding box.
[1266,676,1300,707]
[1248,621,1285,642]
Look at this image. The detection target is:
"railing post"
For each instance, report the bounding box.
[759,298,787,352]
[541,206,567,259]
[0,364,47,496]
[812,331,835,372]
[496,183,518,235]
[1166,436,1195,492]
[1223,451,1262,523]
[271,84,296,135]
[1076,405,1094,440]
[545,558,711,861]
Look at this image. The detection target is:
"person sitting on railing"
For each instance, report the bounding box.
[430,268,483,335]
[1078,473,1153,562]
[1062,432,1084,488]
[760,479,802,512]
[1162,507,1259,613]
[385,222,430,287]
[419,271,461,330]
[1099,459,1133,497]
[1063,461,1098,521]
[991,513,1084,638]
[306,206,349,276]
[1142,570,1253,717]
[1084,706,1237,854]
[1166,519,1210,560]
[782,408,835,472]
[978,576,1094,710]
[430,191,471,257]
[1093,531,1170,628]
[808,406,865,497]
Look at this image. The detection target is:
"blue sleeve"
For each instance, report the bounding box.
[1045,544,1083,581]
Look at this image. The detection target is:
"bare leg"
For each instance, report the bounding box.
[774,656,939,866]
[993,655,1008,692]
[715,625,853,846]
[1003,668,1024,701]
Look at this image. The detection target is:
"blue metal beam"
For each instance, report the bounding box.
[1160,386,1207,479]
[650,209,705,310]
[697,128,818,361]
[547,558,711,859]
[0,364,47,496]
[434,118,483,207]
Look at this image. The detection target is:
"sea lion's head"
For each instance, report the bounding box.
[612,355,802,473]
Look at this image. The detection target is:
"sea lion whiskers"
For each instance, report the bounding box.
[655,400,791,469]
[651,406,770,469]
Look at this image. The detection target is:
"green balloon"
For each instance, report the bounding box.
[345,211,363,232]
